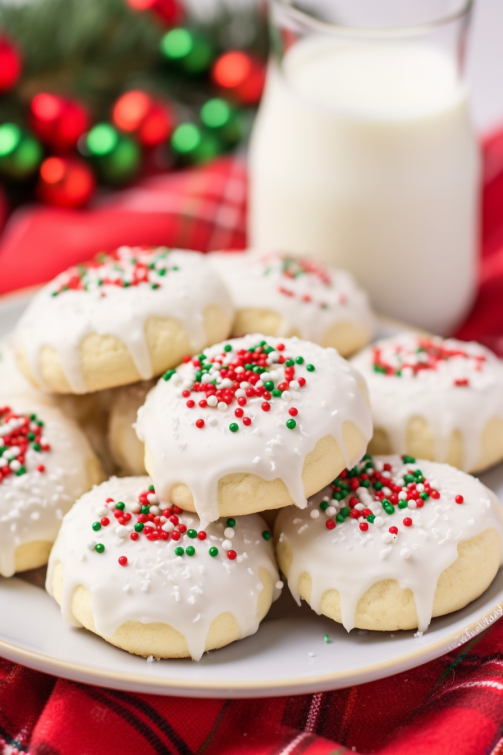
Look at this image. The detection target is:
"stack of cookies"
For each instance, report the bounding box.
[2,245,503,661]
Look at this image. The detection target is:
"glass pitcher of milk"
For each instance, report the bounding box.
[248,0,480,334]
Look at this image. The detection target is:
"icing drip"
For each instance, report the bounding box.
[276,454,503,633]
[0,398,97,577]
[352,334,503,470]
[136,334,373,525]
[46,476,281,661]
[209,251,375,344]
[14,247,234,393]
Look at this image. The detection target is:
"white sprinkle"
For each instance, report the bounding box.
[414,631,423,638]
[381,532,393,544]
[9,460,21,472]
[147,493,158,504]
[407,500,417,509]
[373,516,384,528]
[162,521,174,532]
[222,539,233,551]
[289,380,299,389]
[398,492,407,500]
[275,580,284,589]
[224,527,235,538]
[310,510,320,519]
[123,584,131,593]
[149,505,160,516]
[218,402,227,411]
[380,546,392,560]
[401,548,411,560]
[325,506,336,517]
[207,395,218,407]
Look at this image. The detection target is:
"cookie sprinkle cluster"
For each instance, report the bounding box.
[262,254,346,309]
[317,454,464,552]
[163,339,315,433]
[90,486,272,564]
[50,247,179,296]
[0,407,48,484]
[372,336,486,387]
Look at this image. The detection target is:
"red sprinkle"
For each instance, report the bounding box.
[195,419,205,429]
[326,519,336,530]
[261,401,271,412]
[118,556,128,566]
[37,464,45,473]
[227,550,237,560]
[403,517,412,527]
[289,407,298,416]
[100,517,110,527]
[186,400,195,408]
[430,490,440,499]
[359,522,369,531]
[455,495,464,504]
[389,526,398,535]
[243,417,252,426]
[197,531,207,540]
[130,532,139,541]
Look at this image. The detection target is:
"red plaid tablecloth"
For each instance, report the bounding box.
[1,135,503,754]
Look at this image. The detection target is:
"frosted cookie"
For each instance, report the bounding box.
[352,334,503,473]
[209,250,375,355]
[275,454,503,633]
[0,398,103,577]
[47,476,281,660]
[137,334,372,525]
[0,338,45,400]
[108,381,154,475]
[14,247,234,394]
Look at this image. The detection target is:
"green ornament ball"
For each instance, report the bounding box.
[171,123,222,165]
[0,123,43,180]
[80,123,140,185]
[200,98,243,147]
[160,27,214,75]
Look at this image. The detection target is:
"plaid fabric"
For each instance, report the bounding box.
[2,618,503,754]
[1,135,503,754]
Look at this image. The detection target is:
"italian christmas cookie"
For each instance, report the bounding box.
[275,454,503,633]
[108,381,154,475]
[0,397,103,577]
[47,476,281,660]
[136,334,372,525]
[209,250,375,355]
[14,246,234,394]
[351,333,503,473]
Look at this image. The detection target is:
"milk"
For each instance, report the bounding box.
[248,40,480,334]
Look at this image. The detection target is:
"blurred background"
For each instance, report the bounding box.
[0,0,501,216]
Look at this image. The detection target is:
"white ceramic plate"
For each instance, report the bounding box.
[1,291,502,698]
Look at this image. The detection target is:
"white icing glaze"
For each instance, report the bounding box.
[14,247,234,393]
[46,476,280,661]
[0,397,98,577]
[136,334,373,526]
[276,455,503,633]
[0,338,46,400]
[351,333,503,471]
[209,250,375,344]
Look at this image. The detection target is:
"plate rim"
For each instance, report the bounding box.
[0,596,500,696]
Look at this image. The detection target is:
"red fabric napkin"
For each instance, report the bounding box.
[2,135,503,755]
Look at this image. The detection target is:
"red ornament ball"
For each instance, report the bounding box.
[112,90,175,147]
[211,51,266,105]
[127,0,183,25]
[30,93,89,151]
[37,156,95,208]
[0,37,21,93]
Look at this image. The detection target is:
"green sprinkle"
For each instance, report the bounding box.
[264,380,274,391]
[134,522,144,532]
[420,492,429,501]
[306,364,315,372]
[186,546,195,556]
[223,344,232,352]
[226,518,236,527]
[333,491,343,501]
[324,633,331,643]
[374,481,383,490]
[398,501,408,509]
[116,501,125,511]
[285,359,295,367]
[286,419,296,430]
[175,546,184,556]
[402,455,416,463]
[92,522,101,532]
[340,507,350,517]
[272,389,282,397]
[262,530,271,541]
[32,443,42,452]
[320,501,329,511]
[229,422,239,433]
[15,466,26,476]
[363,454,372,461]
[141,505,150,515]
[295,356,304,364]
[209,546,218,557]
[27,432,35,441]
[381,498,390,506]
[95,543,105,553]
[195,371,203,381]
[404,474,415,484]
[149,485,154,491]
[384,506,395,515]
[336,514,345,523]
[163,369,176,381]
[187,529,197,539]
[362,480,370,488]
[245,363,253,371]
[366,514,375,523]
